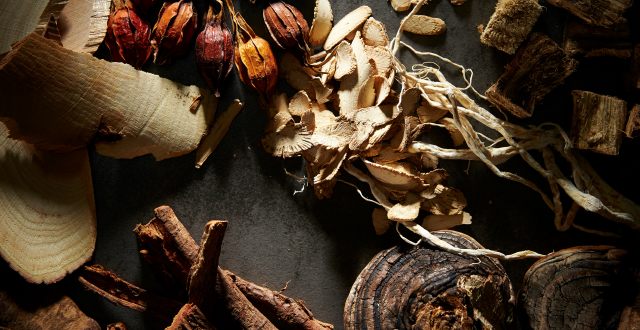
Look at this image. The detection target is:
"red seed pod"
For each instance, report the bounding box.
[263,1,311,61]
[151,0,198,65]
[129,0,158,13]
[105,0,152,70]
[195,1,234,97]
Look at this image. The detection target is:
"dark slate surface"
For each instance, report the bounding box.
[3,0,639,329]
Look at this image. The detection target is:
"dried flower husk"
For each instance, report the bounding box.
[226,0,278,104]
[105,0,151,70]
[196,1,234,97]
[151,0,197,65]
[130,0,158,13]
[263,1,311,62]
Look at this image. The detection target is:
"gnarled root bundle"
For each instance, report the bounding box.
[345,230,516,330]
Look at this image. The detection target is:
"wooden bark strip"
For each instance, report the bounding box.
[42,14,63,46]
[78,265,183,321]
[629,44,640,92]
[231,272,334,330]
[57,0,110,54]
[216,268,278,330]
[545,0,632,27]
[188,220,228,318]
[486,33,578,118]
[626,104,640,138]
[0,289,100,330]
[570,90,627,155]
[0,123,96,285]
[0,33,218,161]
[563,15,631,58]
[155,206,200,264]
[166,304,217,330]
[480,0,542,54]
[196,99,245,168]
[0,0,68,53]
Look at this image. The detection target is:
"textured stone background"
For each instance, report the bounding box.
[4,0,639,329]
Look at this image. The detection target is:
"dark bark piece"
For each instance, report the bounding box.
[188,220,228,318]
[480,0,542,54]
[544,0,632,28]
[0,289,100,330]
[628,45,640,92]
[618,267,640,330]
[78,265,183,321]
[570,90,627,155]
[139,249,187,299]
[563,15,631,58]
[230,272,334,330]
[107,323,129,330]
[486,33,578,118]
[166,304,217,330]
[133,206,199,287]
[626,104,640,138]
[344,230,516,330]
[215,267,278,330]
[518,246,639,330]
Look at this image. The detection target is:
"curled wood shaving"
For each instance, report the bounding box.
[0,0,69,54]
[309,0,333,47]
[323,6,372,51]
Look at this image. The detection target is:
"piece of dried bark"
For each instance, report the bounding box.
[42,14,63,46]
[78,265,183,321]
[480,0,542,54]
[519,246,638,329]
[230,272,334,330]
[308,0,332,47]
[0,124,96,284]
[544,0,632,27]
[563,15,631,58]
[403,15,446,36]
[570,90,627,155]
[0,0,68,53]
[196,100,244,168]
[628,44,640,92]
[0,288,100,330]
[134,206,199,287]
[107,323,128,330]
[0,33,218,160]
[216,268,278,330]
[166,304,217,330]
[626,104,640,138]
[323,6,372,51]
[188,221,228,319]
[345,231,516,330]
[486,33,578,118]
[57,0,111,54]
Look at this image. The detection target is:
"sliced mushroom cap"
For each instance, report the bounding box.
[345,230,516,330]
[0,124,97,284]
[364,159,424,191]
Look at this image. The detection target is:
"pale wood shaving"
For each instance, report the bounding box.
[309,0,333,47]
[388,192,422,221]
[195,100,244,168]
[0,0,69,53]
[58,0,110,54]
[323,6,372,51]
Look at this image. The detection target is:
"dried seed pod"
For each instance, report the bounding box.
[151,0,198,65]
[130,0,158,13]
[263,1,311,62]
[345,230,516,330]
[226,0,278,104]
[519,246,640,330]
[105,0,152,70]
[196,1,234,97]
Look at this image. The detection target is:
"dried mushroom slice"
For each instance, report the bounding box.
[438,117,465,147]
[301,110,316,132]
[417,97,448,123]
[286,68,315,93]
[0,0,68,53]
[345,231,516,330]
[372,208,393,235]
[279,52,316,79]
[365,46,393,77]
[323,6,372,51]
[334,40,357,80]
[364,160,424,191]
[311,121,354,149]
[261,125,313,158]
[0,124,97,284]
[520,246,639,330]
[338,32,372,116]
[421,185,467,215]
[288,91,312,117]
[311,78,333,104]
[420,168,450,186]
[58,0,111,54]
[400,87,422,117]
[388,192,422,221]
[422,213,472,231]
[352,105,400,127]
[373,144,414,164]
[0,34,218,161]
[403,15,446,36]
[309,0,333,47]
[362,18,389,47]
[360,142,383,157]
[313,146,348,184]
[360,122,393,151]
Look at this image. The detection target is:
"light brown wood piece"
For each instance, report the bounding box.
[625,104,640,138]
[480,0,542,54]
[188,221,228,319]
[544,0,632,27]
[0,0,68,53]
[0,289,100,330]
[0,123,96,284]
[390,0,411,11]
[42,14,63,46]
[57,0,110,54]
[403,15,446,36]
[166,304,217,330]
[563,15,631,58]
[107,323,129,330]
[78,265,183,321]
[0,33,218,161]
[196,100,244,168]
[570,90,627,155]
[628,44,640,92]
[155,206,200,264]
